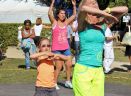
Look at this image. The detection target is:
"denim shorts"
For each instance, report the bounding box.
[52,49,71,56]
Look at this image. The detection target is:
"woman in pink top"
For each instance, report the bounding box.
[48,0,76,89]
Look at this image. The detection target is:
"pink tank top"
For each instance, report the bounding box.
[52,23,69,51]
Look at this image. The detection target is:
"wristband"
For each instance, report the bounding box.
[106,8,111,13]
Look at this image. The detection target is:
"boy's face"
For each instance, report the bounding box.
[36,19,42,25]
[39,40,51,52]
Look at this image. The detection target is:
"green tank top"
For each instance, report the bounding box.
[77,24,106,67]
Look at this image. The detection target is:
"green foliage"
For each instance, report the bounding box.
[109,0,131,10]
[0,23,51,52]
[0,23,19,52]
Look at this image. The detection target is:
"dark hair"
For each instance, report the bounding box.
[24,19,32,26]
[36,17,42,21]
[97,0,110,10]
[55,8,66,20]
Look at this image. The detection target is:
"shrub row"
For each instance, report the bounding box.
[0,23,51,52]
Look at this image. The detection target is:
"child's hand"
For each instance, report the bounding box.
[44,52,54,60]
[44,52,54,57]
[53,54,60,60]
[18,26,23,30]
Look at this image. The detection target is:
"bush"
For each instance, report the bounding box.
[0,23,51,52]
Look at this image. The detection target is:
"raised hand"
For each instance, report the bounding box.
[72,0,76,6]
[104,12,118,23]
[53,54,60,60]
[18,26,23,30]
[51,0,55,4]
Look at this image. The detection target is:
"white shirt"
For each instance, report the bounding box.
[18,30,22,39]
[104,27,113,46]
[34,24,43,36]
[123,15,130,23]
[73,20,79,41]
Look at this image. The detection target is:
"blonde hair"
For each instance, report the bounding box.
[38,38,50,47]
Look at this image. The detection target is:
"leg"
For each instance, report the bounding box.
[34,87,49,96]
[103,46,113,73]
[128,56,131,72]
[48,88,59,96]
[65,56,72,81]
[91,67,104,96]
[55,60,64,83]
[30,44,37,66]
[63,49,73,88]
[24,48,30,69]
[105,47,114,69]
[107,47,114,68]
[73,64,94,96]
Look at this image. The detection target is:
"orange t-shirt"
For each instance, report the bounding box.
[36,58,55,88]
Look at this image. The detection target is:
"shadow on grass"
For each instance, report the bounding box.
[0,55,6,66]
[58,82,66,88]
[122,65,131,71]
[107,67,128,74]
[107,64,131,74]
[58,81,73,89]
[18,65,36,69]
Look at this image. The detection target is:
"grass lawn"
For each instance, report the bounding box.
[0,48,131,85]
[0,58,36,84]
[114,48,129,62]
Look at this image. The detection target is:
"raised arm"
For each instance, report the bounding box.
[48,0,55,24]
[105,6,128,19]
[65,0,76,25]
[30,52,54,60]
[78,0,118,32]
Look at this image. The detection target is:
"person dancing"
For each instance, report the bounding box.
[72,0,128,96]
[48,0,76,89]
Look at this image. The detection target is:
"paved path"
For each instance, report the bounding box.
[0,83,131,96]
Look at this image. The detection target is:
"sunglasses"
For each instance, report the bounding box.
[41,44,51,48]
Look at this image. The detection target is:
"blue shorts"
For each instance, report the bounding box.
[52,49,71,56]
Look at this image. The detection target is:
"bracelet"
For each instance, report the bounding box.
[106,8,111,13]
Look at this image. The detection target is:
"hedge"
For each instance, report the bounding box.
[0,23,51,52]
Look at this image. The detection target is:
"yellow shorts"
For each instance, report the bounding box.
[72,63,105,96]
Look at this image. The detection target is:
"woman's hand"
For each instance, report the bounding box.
[18,26,23,31]
[103,12,118,23]
[53,54,60,60]
[51,0,55,4]
[72,0,76,6]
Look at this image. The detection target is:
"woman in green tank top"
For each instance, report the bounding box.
[72,0,128,96]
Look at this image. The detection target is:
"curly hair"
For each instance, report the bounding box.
[24,19,32,26]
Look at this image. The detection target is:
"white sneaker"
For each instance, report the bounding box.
[55,84,60,90]
[104,68,111,73]
[65,81,73,89]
